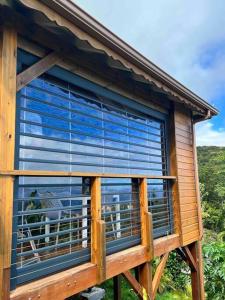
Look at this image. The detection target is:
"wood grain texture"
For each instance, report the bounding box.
[17,51,60,91]
[0,26,17,300]
[174,104,200,245]
[139,178,154,260]
[152,253,169,299]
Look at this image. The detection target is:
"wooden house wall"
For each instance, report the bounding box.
[174,104,201,246]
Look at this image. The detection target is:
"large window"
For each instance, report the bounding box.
[16,75,167,175]
[11,50,173,287]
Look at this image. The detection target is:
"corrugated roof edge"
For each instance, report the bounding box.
[18,0,219,117]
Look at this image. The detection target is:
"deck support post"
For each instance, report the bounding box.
[0,25,17,300]
[189,241,205,300]
[113,275,121,300]
[91,177,106,284]
[138,178,154,299]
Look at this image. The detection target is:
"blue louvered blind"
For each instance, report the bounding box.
[16,75,167,175]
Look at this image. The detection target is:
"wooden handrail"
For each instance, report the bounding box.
[0,170,177,180]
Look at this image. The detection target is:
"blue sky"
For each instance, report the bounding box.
[75,0,225,146]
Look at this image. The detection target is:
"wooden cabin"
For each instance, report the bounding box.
[0,1,218,299]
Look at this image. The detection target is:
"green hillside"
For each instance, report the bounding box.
[197,146,225,233]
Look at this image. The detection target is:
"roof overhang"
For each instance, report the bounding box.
[0,0,219,121]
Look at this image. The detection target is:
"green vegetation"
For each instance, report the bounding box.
[100,146,225,299]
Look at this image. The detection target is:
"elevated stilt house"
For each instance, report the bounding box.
[0,1,218,299]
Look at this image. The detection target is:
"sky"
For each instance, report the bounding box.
[75,0,225,146]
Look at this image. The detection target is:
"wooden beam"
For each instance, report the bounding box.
[16,51,60,91]
[138,263,153,300]
[154,234,180,257]
[152,253,169,299]
[0,169,177,180]
[0,25,17,300]
[183,246,197,271]
[189,242,205,300]
[106,245,148,280]
[139,178,154,260]
[169,107,183,241]
[91,177,106,284]
[113,275,121,300]
[122,271,143,299]
[192,123,203,239]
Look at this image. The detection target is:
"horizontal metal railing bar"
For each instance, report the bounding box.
[106,225,141,236]
[102,208,140,216]
[102,199,138,206]
[1,170,176,179]
[17,204,90,216]
[20,104,163,142]
[19,144,165,166]
[14,251,91,284]
[17,226,90,244]
[16,215,90,229]
[15,194,91,201]
[149,203,169,209]
[17,236,89,257]
[104,216,140,226]
[152,217,170,225]
[19,132,165,158]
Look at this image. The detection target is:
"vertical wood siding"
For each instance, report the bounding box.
[174,105,200,245]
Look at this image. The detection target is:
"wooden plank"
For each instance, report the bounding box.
[175,135,193,145]
[181,216,199,227]
[122,271,143,299]
[169,108,182,238]
[176,148,193,158]
[154,234,180,257]
[183,230,199,244]
[16,51,60,91]
[113,275,121,300]
[176,128,193,139]
[178,189,196,198]
[10,263,97,300]
[177,155,194,164]
[139,178,154,260]
[138,262,153,299]
[176,141,193,152]
[152,253,169,299]
[0,170,176,180]
[0,25,17,300]
[175,122,192,133]
[189,242,205,300]
[192,124,203,239]
[96,220,106,283]
[183,246,197,271]
[178,176,196,183]
[90,177,106,283]
[106,245,148,280]
[177,168,195,177]
[181,210,198,220]
[181,203,198,212]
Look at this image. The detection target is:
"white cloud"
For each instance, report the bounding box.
[75,0,225,101]
[196,121,225,146]
[74,0,225,146]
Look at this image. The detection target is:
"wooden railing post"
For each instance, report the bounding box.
[91,177,106,284]
[139,178,154,299]
[0,25,17,300]
[139,178,154,260]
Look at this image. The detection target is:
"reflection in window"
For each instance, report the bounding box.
[101,178,141,255]
[12,176,91,285]
[17,76,167,176]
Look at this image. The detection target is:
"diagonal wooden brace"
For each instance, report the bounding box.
[16,51,61,91]
[152,253,169,299]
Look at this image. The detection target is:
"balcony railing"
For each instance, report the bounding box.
[9,172,175,289]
